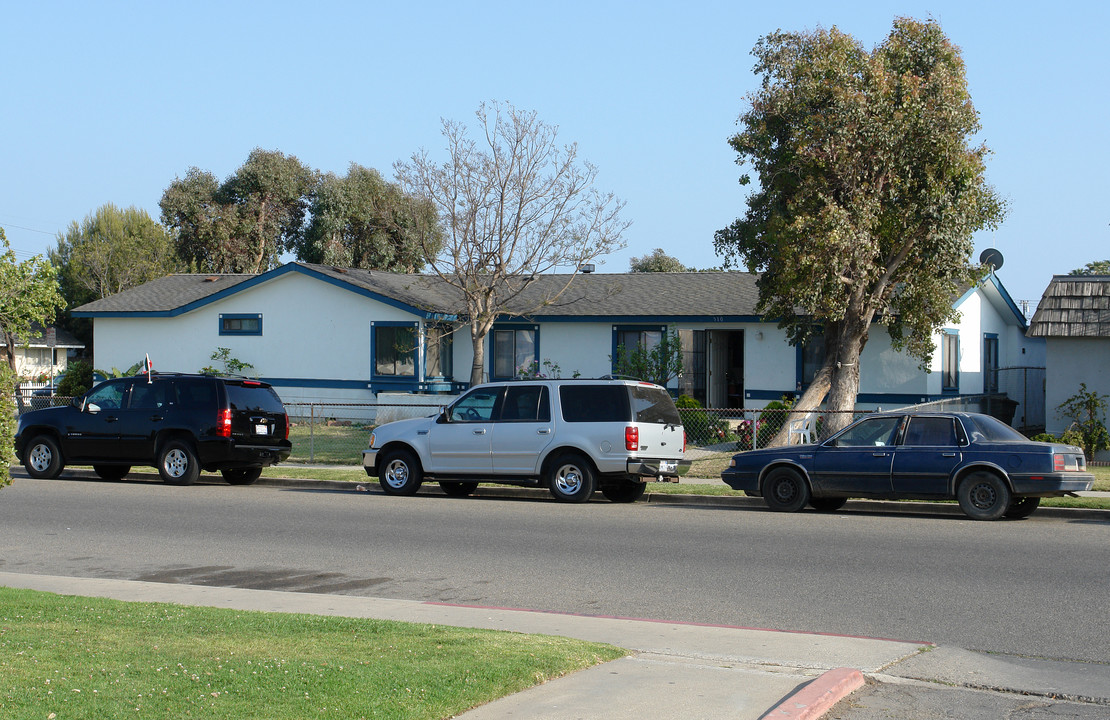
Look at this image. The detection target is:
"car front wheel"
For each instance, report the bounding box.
[547,453,596,503]
[762,467,810,512]
[24,435,64,479]
[378,449,423,495]
[956,472,1011,520]
[158,440,200,486]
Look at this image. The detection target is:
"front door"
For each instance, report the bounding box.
[708,330,743,408]
[810,415,903,496]
[63,379,131,460]
[426,386,501,473]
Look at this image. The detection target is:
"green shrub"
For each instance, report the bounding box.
[58,360,94,397]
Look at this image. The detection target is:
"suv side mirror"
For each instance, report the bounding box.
[437,407,451,424]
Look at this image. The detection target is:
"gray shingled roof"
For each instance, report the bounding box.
[0,324,84,349]
[74,262,765,319]
[1028,275,1110,338]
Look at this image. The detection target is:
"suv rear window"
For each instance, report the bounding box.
[226,382,286,413]
[559,385,631,423]
[630,385,681,424]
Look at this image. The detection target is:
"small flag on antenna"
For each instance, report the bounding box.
[144,354,153,383]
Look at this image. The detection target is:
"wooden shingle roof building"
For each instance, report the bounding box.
[1028,275,1110,338]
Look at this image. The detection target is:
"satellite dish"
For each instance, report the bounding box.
[979,248,1005,271]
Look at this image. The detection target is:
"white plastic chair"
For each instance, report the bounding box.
[787,412,816,445]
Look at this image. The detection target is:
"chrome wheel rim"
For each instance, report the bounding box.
[164,449,188,478]
[384,460,410,489]
[554,464,584,495]
[29,444,52,472]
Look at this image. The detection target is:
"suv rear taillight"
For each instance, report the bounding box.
[283,412,290,440]
[683,431,687,453]
[217,408,232,438]
[625,426,639,451]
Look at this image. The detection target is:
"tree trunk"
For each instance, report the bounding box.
[469,315,495,387]
[767,318,869,446]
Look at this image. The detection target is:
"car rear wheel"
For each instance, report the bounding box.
[378,449,423,496]
[809,497,847,512]
[956,472,1011,520]
[222,467,263,485]
[547,453,596,503]
[1004,496,1040,519]
[158,440,200,486]
[24,435,64,479]
[600,479,646,503]
[93,465,131,481]
[440,481,479,497]
[762,467,810,512]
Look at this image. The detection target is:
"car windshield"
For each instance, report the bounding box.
[963,414,1027,442]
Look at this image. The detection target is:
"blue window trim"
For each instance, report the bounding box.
[941,329,959,394]
[371,321,420,384]
[611,324,666,374]
[219,313,262,336]
[490,323,540,380]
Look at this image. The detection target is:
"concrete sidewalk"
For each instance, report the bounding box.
[0,571,924,720]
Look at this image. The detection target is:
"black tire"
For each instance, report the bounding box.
[1004,496,1041,519]
[809,497,847,512]
[222,467,263,485]
[158,439,200,486]
[378,449,423,496]
[23,435,64,479]
[93,465,131,481]
[601,479,647,503]
[546,453,596,503]
[440,481,479,497]
[762,467,811,512]
[956,471,1011,521]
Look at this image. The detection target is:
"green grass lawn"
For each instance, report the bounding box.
[0,587,625,720]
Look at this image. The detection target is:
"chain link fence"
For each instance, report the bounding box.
[678,408,873,461]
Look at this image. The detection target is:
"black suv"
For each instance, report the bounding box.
[15,373,292,485]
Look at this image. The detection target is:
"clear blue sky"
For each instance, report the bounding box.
[2,1,1107,314]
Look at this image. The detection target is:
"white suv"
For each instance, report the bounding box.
[362,378,690,503]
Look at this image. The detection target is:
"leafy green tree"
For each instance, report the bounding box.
[1056,383,1110,460]
[297,163,441,271]
[161,149,316,273]
[57,359,95,397]
[0,362,14,489]
[200,347,255,376]
[613,330,683,387]
[50,204,184,348]
[629,248,687,272]
[715,18,1005,440]
[0,228,66,375]
[396,101,629,386]
[1069,260,1110,275]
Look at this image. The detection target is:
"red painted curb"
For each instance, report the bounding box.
[764,667,865,720]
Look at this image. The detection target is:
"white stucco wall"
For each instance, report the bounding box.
[1044,337,1110,436]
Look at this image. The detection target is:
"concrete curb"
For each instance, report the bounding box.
[764,667,866,720]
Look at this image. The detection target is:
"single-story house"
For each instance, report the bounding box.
[1028,275,1110,449]
[1,324,84,382]
[72,262,1041,421]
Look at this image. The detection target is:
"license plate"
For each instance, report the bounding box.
[660,460,677,473]
[255,424,269,435]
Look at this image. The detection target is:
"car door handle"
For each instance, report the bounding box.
[149,415,164,422]
[872,452,888,457]
[473,429,486,435]
[942,452,957,457]
[537,428,551,434]
[105,416,119,423]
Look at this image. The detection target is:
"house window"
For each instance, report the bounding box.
[942,331,959,392]
[220,314,262,336]
[373,323,417,377]
[800,333,826,386]
[492,326,538,379]
[983,335,999,393]
[425,325,453,379]
[612,325,665,375]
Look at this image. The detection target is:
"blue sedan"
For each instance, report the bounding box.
[721,411,1094,520]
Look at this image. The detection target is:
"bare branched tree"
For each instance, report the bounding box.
[396,102,629,385]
